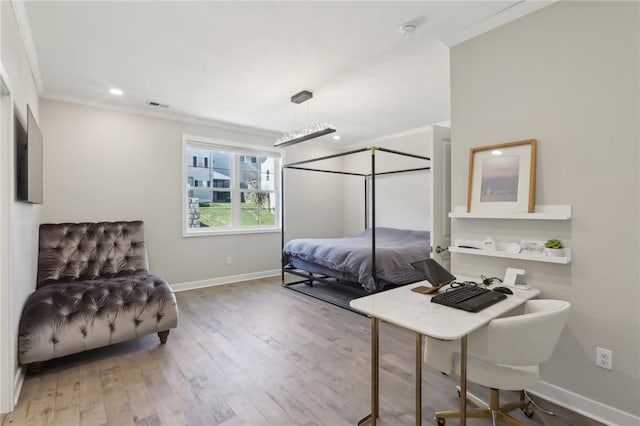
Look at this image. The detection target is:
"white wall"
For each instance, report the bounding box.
[282,142,344,241]
[40,99,344,286]
[450,1,639,421]
[342,129,432,237]
[0,0,40,413]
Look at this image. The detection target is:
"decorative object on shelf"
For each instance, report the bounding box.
[467,139,537,214]
[482,236,496,250]
[505,242,522,254]
[544,239,565,257]
[503,267,527,288]
[274,90,336,148]
[520,239,546,255]
[454,239,483,250]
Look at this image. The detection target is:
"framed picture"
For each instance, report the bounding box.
[467,139,537,213]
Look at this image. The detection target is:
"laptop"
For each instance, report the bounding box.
[411,259,507,312]
[410,258,456,293]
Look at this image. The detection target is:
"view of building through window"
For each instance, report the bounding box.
[185,141,279,232]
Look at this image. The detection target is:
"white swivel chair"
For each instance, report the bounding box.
[425,299,571,426]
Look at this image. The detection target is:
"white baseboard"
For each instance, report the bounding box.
[171,269,281,292]
[530,380,639,426]
[13,366,24,407]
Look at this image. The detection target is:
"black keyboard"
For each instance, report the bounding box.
[431,286,507,313]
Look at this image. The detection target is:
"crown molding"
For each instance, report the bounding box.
[341,123,448,150]
[10,0,45,93]
[41,92,282,139]
[441,0,556,48]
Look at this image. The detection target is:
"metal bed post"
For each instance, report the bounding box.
[371,147,377,287]
[281,165,285,285]
[364,177,369,229]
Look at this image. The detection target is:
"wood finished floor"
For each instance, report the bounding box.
[4,277,603,426]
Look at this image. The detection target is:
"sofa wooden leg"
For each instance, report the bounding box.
[28,361,45,374]
[158,330,170,344]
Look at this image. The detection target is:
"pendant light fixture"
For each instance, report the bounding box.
[274,90,336,148]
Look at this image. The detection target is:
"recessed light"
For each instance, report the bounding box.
[332,135,341,140]
[491,150,502,155]
[109,88,123,96]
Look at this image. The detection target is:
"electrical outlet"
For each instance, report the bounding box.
[226,256,232,265]
[596,347,612,370]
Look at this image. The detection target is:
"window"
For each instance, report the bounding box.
[183,135,281,236]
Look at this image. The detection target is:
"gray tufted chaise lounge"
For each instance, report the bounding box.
[18,221,178,371]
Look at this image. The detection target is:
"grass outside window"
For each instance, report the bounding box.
[198,202,275,227]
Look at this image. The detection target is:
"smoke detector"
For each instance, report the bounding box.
[399,22,418,38]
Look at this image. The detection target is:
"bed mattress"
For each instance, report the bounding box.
[283,227,430,292]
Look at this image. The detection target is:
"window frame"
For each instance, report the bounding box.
[182,134,281,237]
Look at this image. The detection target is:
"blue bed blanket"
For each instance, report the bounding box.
[283,227,430,292]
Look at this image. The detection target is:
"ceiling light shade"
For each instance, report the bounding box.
[274,123,336,148]
[109,88,123,95]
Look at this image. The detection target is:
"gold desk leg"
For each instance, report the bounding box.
[357,316,379,426]
[415,332,422,426]
[372,316,379,424]
[460,335,468,426]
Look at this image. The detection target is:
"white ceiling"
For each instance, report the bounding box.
[20,1,551,145]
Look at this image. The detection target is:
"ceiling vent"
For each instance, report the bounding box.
[145,100,170,109]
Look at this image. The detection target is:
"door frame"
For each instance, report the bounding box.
[430,125,452,269]
[0,64,16,414]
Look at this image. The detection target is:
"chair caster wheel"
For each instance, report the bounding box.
[522,405,534,418]
[435,416,446,426]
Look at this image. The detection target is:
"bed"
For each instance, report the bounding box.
[281,147,431,295]
[283,227,430,292]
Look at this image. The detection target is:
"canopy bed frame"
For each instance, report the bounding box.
[281,146,431,295]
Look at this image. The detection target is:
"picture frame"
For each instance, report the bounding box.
[467,139,537,213]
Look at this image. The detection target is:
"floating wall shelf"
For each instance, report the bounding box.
[449,205,571,220]
[448,247,572,264]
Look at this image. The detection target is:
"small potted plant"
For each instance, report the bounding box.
[544,239,565,257]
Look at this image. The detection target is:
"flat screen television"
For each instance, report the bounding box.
[15,105,43,204]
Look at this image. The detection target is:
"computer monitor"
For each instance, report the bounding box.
[410,258,456,286]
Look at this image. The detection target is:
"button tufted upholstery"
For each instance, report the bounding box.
[37,221,149,288]
[18,221,178,366]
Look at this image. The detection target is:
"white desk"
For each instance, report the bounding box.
[350,281,540,426]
